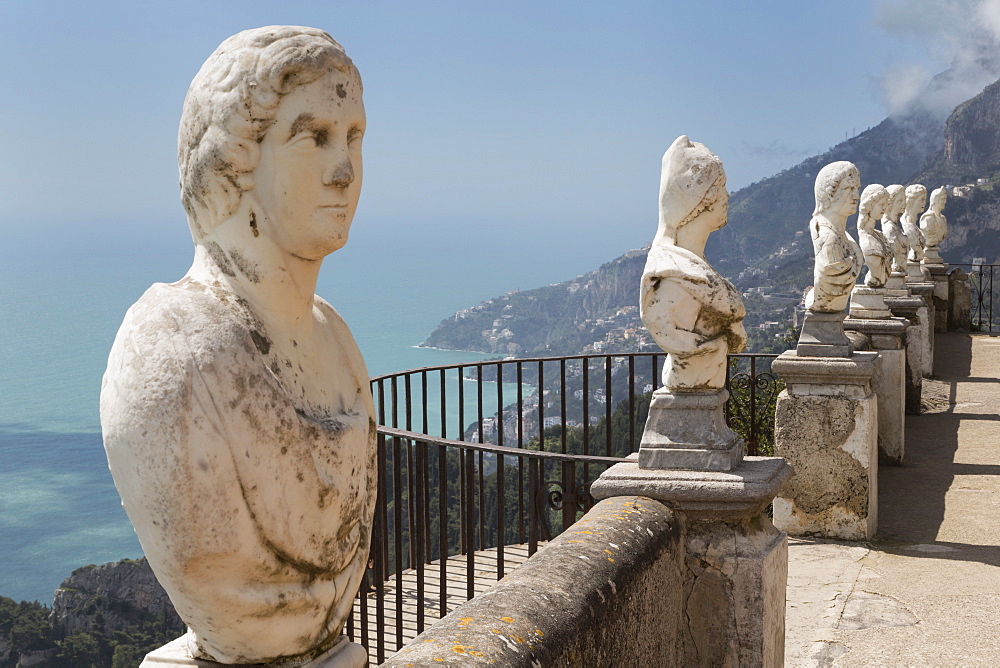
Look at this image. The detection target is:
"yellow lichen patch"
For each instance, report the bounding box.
[470,651,485,657]
[453,645,471,654]
[424,639,436,643]
[433,659,444,663]
[603,549,614,555]
[607,557,615,563]
[535,629,544,636]
[490,629,501,634]
[573,530,595,534]
[514,636,524,643]
[460,617,474,624]
[500,616,514,623]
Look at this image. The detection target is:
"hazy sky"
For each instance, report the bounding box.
[0,0,986,259]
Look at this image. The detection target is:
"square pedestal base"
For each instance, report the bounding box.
[771,352,879,540]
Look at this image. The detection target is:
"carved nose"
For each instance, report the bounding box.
[323,157,354,188]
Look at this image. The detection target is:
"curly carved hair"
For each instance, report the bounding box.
[178,26,360,238]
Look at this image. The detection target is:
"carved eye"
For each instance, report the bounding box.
[348,128,364,148]
[291,128,329,149]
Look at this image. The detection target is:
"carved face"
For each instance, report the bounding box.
[931,188,947,212]
[252,69,365,260]
[832,172,861,219]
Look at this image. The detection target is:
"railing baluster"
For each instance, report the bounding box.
[516,361,525,543]
[605,357,612,457]
[628,355,636,452]
[392,436,404,652]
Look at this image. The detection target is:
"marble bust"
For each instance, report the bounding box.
[101,27,375,666]
[638,135,747,472]
[901,184,928,280]
[804,162,862,313]
[797,161,863,356]
[640,134,747,391]
[848,184,893,319]
[880,184,909,295]
[920,186,948,264]
[856,184,892,288]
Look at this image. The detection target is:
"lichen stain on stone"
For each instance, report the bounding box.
[250,329,272,356]
[229,249,261,283]
[335,83,347,99]
[202,241,236,277]
[776,395,868,516]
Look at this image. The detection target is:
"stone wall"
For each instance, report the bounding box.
[383,496,685,667]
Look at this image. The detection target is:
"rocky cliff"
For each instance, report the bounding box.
[49,558,182,637]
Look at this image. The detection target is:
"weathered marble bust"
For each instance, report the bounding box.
[856,184,892,288]
[902,184,928,277]
[101,26,375,666]
[804,162,863,313]
[797,162,863,356]
[849,184,893,319]
[920,186,948,264]
[880,184,909,295]
[638,136,747,471]
[641,134,747,391]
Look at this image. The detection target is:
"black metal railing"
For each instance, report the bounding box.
[348,351,782,661]
[955,263,998,332]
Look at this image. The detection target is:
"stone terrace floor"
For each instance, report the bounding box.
[785,332,1000,666]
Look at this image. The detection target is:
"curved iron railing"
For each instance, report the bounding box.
[348,351,782,661]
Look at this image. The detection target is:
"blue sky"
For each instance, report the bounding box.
[0,1,978,259]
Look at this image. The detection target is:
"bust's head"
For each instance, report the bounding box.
[858,183,888,231]
[904,184,927,219]
[658,135,727,242]
[929,186,947,212]
[179,26,363,249]
[884,184,906,221]
[813,161,860,219]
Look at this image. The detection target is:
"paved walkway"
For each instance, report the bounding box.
[785,333,1000,666]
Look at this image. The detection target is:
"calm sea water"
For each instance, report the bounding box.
[0,222,625,603]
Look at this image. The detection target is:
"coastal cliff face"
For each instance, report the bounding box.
[50,558,182,636]
[422,248,650,355]
[941,78,1000,174]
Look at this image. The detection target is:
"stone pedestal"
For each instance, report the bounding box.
[771,351,880,540]
[905,260,930,283]
[638,388,742,471]
[848,285,893,320]
[142,634,367,668]
[593,457,792,667]
[797,310,852,357]
[885,295,923,414]
[844,317,908,465]
[925,262,950,333]
[884,272,909,297]
[948,268,971,331]
[909,281,935,377]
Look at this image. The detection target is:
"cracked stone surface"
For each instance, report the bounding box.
[785,334,1000,665]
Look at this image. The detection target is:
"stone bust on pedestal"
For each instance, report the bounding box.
[849,183,893,319]
[100,26,375,666]
[796,161,863,356]
[880,184,910,296]
[901,183,929,281]
[920,186,948,264]
[638,135,747,471]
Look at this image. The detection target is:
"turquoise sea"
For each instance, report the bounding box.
[0,221,627,603]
